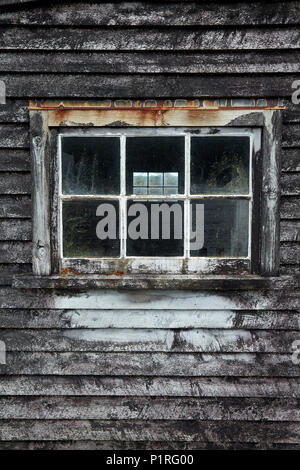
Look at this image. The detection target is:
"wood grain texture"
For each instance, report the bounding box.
[0,419,299,442]
[281,149,300,172]
[1,375,300,398]
[0,74,297,98]
[0,173,31,194]
[0,352,299,376]
[1,2,299,27]
[0,242,31,263]
[0,196,31,218]
[0,397,298,421]
[0,219,31,240]
[0,51,299,74]
[1,27,299,51]
[0,150,30,171]
[1,309,299,330]
[0,328,297,353]
[0,124,29,147]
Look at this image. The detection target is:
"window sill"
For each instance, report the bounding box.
[12,274,299,291]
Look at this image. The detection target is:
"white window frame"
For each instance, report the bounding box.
[57,127,257,275]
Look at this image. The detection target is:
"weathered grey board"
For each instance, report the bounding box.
[1,2,299,26]
[0,100,28,123]
[281,174,300,195]
[0,328,298,353]
[282,124,300,147]
[0,219,31,240]
[0,242,31,263]
[0,124,29,147]
[0,419,299,442]
[0,196,31,218]
[281,197,300,219]
[1,309,299,330]
[0,441,298,450]
[280,221,300,242]
[0,352,298,376]
[0,150,30,171]
[0,51,299,74]
[0,74,298,98]
[1,27,299,51]
[0,173,31,194]
[0,397,298,421]
[1,376,300,398]
[281,149,300,172]
[280,244,300,264]
[1,287,299,310]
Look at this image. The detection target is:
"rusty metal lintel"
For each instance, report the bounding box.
[28,99,285,112]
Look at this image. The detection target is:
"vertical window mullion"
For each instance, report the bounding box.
[120,135,126,257]
[184,134,191,258]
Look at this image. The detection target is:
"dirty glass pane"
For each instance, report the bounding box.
[191,136,250,194]
[126,200,184,256]
[190,199,249,257]
[62,137,120,195]
[127,137,184,195]
[62,200,119,258]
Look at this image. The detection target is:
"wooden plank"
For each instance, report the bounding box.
[1,2,299,26]
[0,264,31,277]
[0,27,299,51]
[0,219,31,240]
[1,375,300,398]
[282,124,300,147]
[0,124,29,147]
[0,352,299,376]
[280,197,300,219]
[280,221,300,242]
[0,196,31,218]
[283,102,300,123]
[281,173,300,195]
[1,328,298,353]
[0,441,299,450]
[280,243,300,264]
[0,100,28,123]
[0,242,31,263]
[260,110,282,275]
[30,110,51,275]
[280,265,300,275]
[0,73,296,98]
[0,397,299,421]
[0,51,299,74]
[281,149,300,172]
[0,419,299,442]
[0,173,31,194]
[12,275,300,291]
[1,309,299,330]
[1,287,300,310]
[0,150,30,171]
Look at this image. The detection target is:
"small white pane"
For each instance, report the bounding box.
[164,172,178,186]
[133,172,148,186]
[149,172,163,186]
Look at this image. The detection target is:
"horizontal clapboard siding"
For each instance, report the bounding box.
[0,0,299,449]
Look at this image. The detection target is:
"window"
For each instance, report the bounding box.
[28,99,282,279]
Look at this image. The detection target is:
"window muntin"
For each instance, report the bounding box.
[58,128,255,270]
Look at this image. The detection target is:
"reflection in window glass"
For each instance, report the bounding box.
[191,136,250,194]
[62,200,119,258]
[127,137,184,194]
[61,137,120,195]
[133,172,179,195]
[190,199,249,257]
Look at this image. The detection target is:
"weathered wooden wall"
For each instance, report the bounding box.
[0,0,300,449]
